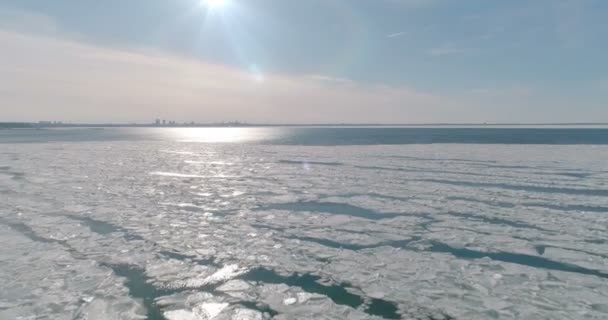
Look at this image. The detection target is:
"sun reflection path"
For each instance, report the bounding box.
[168,127,280,143]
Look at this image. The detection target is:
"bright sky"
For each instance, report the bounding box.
[1,0,606,123]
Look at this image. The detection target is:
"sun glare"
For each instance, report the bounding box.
[205,0,226,8]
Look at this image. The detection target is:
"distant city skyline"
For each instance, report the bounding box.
[1,0,607,123]
[3,119,608,128]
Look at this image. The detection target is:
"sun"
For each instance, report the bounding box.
[205,0,227,8]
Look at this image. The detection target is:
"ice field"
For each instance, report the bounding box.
[1,130,608,319]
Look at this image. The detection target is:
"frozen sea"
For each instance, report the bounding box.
[1,127,608,320]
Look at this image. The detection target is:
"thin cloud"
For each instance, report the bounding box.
[307,75,354,85]
[387,31,408,38]
[429,43,473,56]
[468,87,533,98]
[0,29,449,124]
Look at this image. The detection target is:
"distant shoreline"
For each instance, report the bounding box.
[3,122,608,129]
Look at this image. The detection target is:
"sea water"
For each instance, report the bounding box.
[1,127,608,319]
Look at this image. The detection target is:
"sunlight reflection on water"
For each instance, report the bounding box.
[168,127,281,143]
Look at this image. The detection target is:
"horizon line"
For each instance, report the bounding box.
[3,121,608,127]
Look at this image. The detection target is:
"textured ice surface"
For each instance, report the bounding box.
[1,142,608,319]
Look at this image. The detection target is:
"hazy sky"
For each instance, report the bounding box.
[1,0,606,123]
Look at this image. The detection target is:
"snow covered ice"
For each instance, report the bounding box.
[1,139,608,319]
